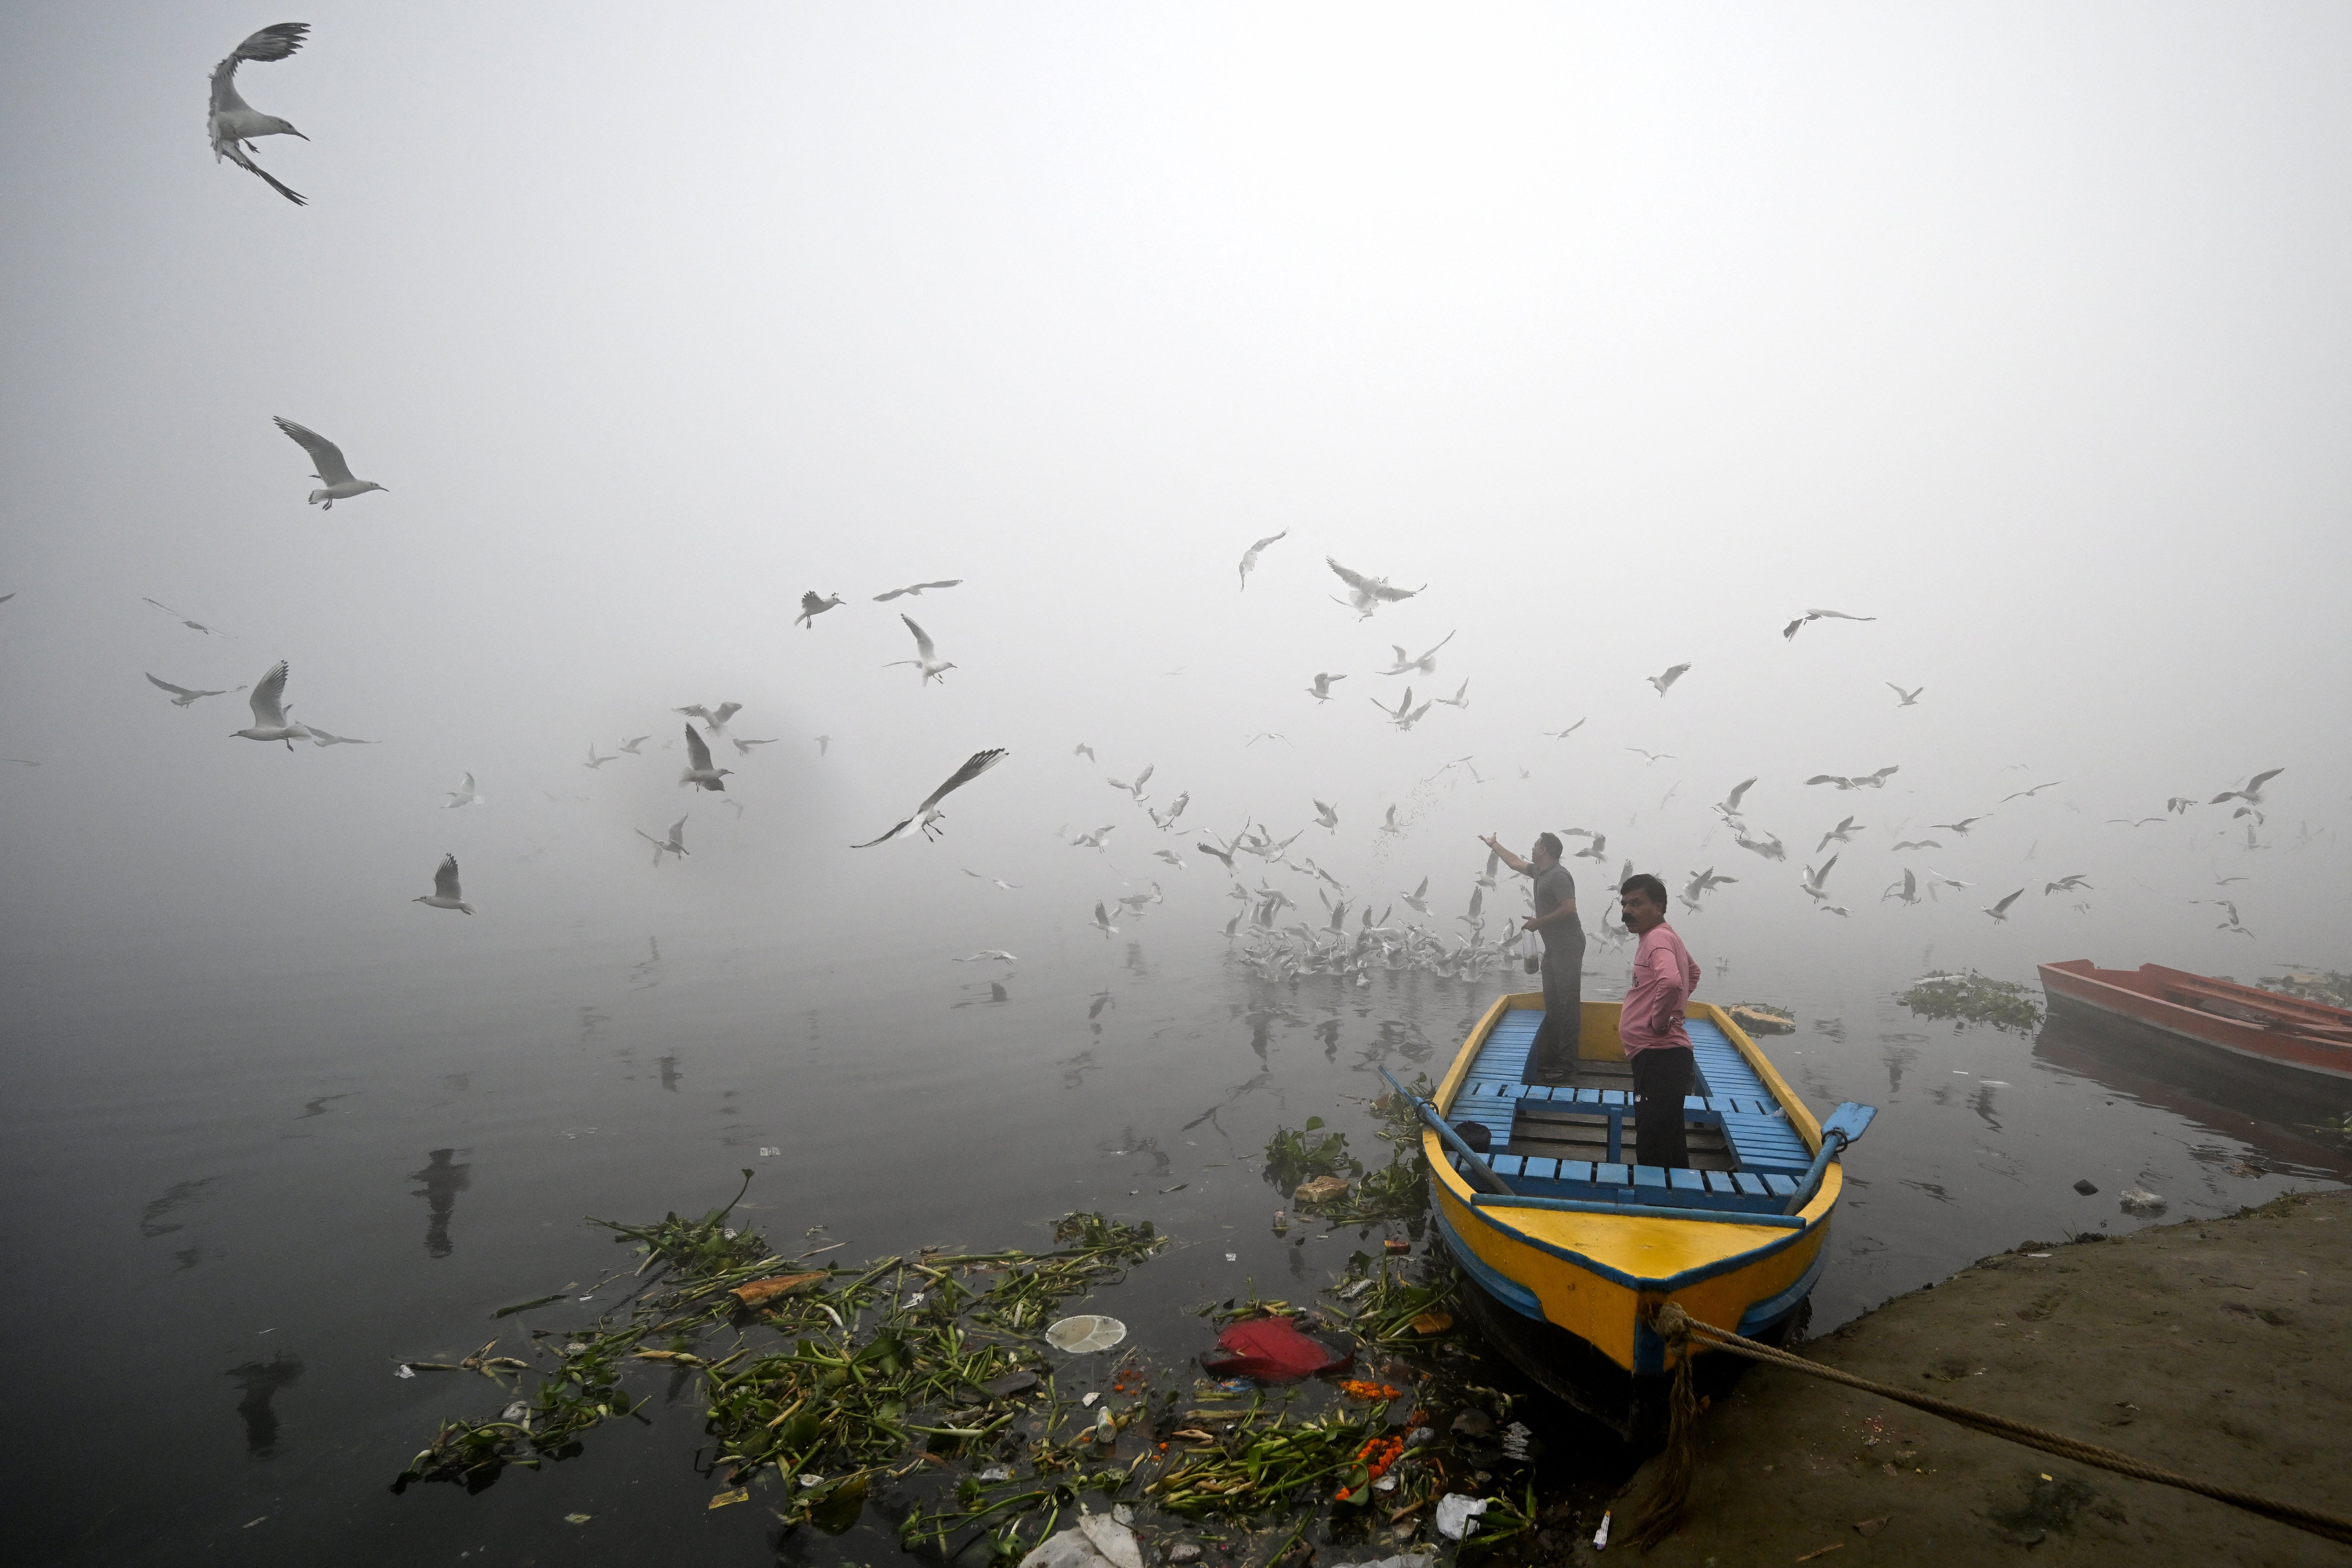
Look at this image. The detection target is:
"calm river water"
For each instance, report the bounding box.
[8,922,2346,1565]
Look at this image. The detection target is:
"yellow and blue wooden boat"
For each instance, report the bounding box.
[1398,991,1874,1441]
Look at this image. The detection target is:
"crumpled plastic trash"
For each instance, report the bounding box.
[1328,1556,1433,1568]
[976,1465,1014,1483]
[392,1364,415,1380]
[1019,1517,1143,1568]
[1434,1494,1490,1540]
[2119,1187,2168,1217]
[1079,1511,1145,1568]
[1045,1315,1128,1354]
[1198,1316,1352,1382]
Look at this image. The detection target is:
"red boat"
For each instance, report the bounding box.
[2038,960,2352,1082]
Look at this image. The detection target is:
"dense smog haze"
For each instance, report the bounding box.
[3,3,2343,979]
[6,8,2352,1565]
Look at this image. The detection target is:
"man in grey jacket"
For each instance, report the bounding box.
[1480,831,1585,1083]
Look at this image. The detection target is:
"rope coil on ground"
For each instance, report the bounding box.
[1628,1301,2352,1550]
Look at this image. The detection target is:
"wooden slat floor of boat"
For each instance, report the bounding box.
[1504,1118,1740,1173]
[1458,1010,1813,1175]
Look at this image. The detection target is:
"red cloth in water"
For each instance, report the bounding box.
[1198,1316,1353,1382]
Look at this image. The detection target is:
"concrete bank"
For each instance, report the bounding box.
[1584,1190,2352,1566]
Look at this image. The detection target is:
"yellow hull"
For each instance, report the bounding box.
[1425,993,1840,1380]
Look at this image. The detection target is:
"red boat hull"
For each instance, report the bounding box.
[2038,960,2352,1083]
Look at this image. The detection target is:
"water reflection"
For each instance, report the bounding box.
[1969,1085,2003,1132]
[1877,1033,1925,1097]
[408,1149,472,1258]
[297,1093,354,1119]
[2031,1014,2352,1179]
[225,1351,303,1457]
[139,1176,219,1240]
[658,1053,683,1092]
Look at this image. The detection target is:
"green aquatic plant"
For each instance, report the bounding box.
[1896,970,2044,1034]
[1262,1118,1364,1190]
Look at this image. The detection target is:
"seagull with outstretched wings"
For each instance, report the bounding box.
[873,580,962,602]
[147,673,241,708]
[852,748,1009,847]
[208,23,312,205]
[1238,531,1287,590]
[1326,557,1424,617]
[273,417,388,510]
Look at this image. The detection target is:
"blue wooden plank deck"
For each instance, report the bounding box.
[1454,1009,1818,1182]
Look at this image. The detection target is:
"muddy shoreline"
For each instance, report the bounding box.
[1573,1190,2352,1566]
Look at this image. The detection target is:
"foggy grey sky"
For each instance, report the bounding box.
[2,3,2346,978]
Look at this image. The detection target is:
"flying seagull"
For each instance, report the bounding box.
[1733,827,1786,861]
[1798,853,1839,902]
[584,744,616,769]
[1545,719,1588,738]
[2209,768,2285,807]
[208,23,312,206]
[1782,608,1877,640]
[886,615,956,683]
[304,725,375,747]
[1982,888,2025,923]
[147,673,241,708]
[413,854,473,914]
[729,737,781,757]
[616,735,650,754]
[675,702,741,736]
[1379,632,1456,678]
[852,748,1008,847]
[1715,778,1757,820]
[1889,837,1942,851]
[679,725,731,791]
[794,592,845,627]
[1237,530,1287,590]
[2001,780,2065,803]
[2043,874,2091,895]
[1089,902,1120,939]
[1627,748,1674,765]
[1072,742,1096,762]
[1312,799,1339,831]
[1929,816,1989,836]
[637,815,690,866]
[272,418,388,510]
[873,580,962,602]
[1882,868,1921,905]
[443,772,481,809]
[814,735,830,756]
[1648,663,1692,696]
[1305,672,1348,703]
[142,597,234,636]
[1806,766,1900,790]
[1326,557,1424,618]
[1887,683,1924,707]
[1434,679,1471,709]
[230,661,309,749]
[1817,816,1865,853]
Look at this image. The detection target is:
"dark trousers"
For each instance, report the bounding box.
[1523,929,1586,1083]
[1629,1045,1695,1169]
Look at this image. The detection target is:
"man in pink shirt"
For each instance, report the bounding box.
[1617,873,1703,1169]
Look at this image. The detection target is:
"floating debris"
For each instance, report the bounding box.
[2119,1187,2168,1217]
[1725,1003,1796,1036]
[2074,1179,2100,1196]
[1897,970,2044,1033]
[1434,1493,1490,1540]
[2258,969,2352,1009]
[1045,1315,1128,1354]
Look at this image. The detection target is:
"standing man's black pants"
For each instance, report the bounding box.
[1628,1045,1695,1168]
[1523,927,1586,1083]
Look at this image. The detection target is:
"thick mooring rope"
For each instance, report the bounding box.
[1624,1301,2352,1550]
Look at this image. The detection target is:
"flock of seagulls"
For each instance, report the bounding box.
[95,28,2304,965]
